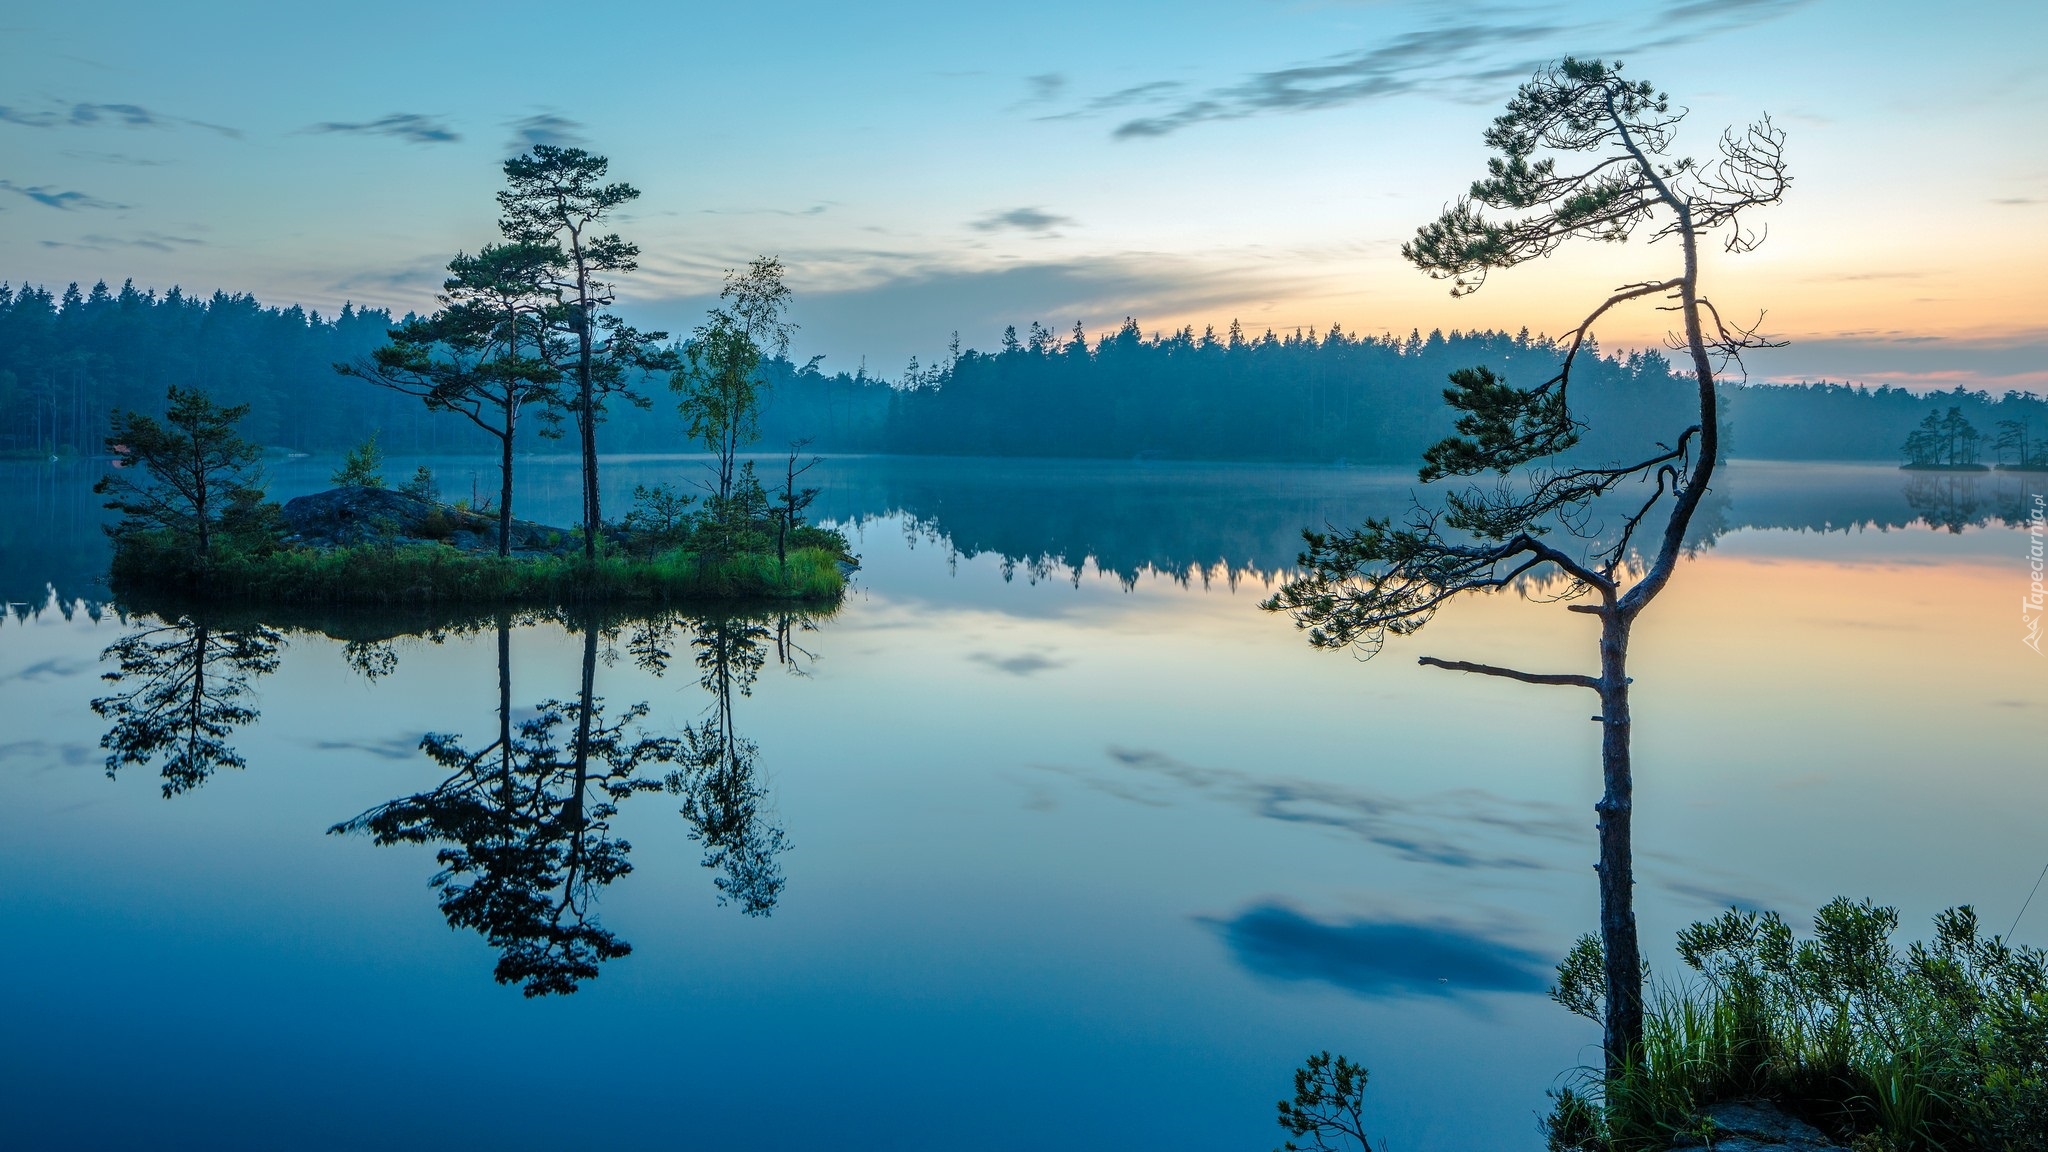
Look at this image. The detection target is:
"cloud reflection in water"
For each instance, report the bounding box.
[1206,901,1551,1000]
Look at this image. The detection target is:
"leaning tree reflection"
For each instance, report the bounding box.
[91,611,284,796]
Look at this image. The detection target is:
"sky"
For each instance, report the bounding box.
[2,0,2044,391]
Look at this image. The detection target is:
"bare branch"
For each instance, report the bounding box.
[1418,656,1599,690]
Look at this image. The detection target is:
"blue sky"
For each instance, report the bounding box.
[2,0,2044,389]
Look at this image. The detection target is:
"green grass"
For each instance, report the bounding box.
[110,532,846,606]
[1546,900,2048,1152]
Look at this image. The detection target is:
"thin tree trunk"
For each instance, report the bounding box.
[1596,611,1642,1081]
[498,414,515,558]
[567,616,598,850]
[497,614,512,757]
[577,287,599,560]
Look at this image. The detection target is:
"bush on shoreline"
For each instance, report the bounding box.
[1546,899,2048,1152]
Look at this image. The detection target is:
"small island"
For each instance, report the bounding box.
[1898,405,2048,472]
[92,170,855,609]
[99,400,852,606]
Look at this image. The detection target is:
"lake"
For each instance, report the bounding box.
[2,455,2043,1151]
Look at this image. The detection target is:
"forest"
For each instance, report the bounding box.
[3,276,2044,465]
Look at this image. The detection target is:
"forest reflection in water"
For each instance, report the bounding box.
[7,457,2046,614]
[89,599,824,995]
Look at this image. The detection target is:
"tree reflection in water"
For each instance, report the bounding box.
[323,607,813,994]
[332,617,680,996]
[620,611,818,916]
[91,613,284,797]
[90,599,820,996]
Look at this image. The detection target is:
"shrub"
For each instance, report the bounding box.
[332,432,386,488]
[399,465,438,501]
[417,509,455,541]
[1546,900,2048,1152]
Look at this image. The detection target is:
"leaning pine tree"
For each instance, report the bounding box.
[1263,58,1789,1079]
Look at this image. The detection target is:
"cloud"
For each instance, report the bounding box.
[1104,0,1815,139]
[1748,332,2048,393]
[1653,0,1815,42]
[1043,746,1583,870]
[1023,72,1067,102]
[306,113,461,144]
[968,650,1066,676]
[971,206,1074,233]
[0,180,125,210]
[38,228,203,251]
[1113,21,1556,138]
[60,150,169,166]
[632,255,1318,372]
[1205,900,1552,999]
[0,100,240,138]
[508,113,586,151]
[39,231,203,252]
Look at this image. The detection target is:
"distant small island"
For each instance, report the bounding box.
[1901,405,2045,472]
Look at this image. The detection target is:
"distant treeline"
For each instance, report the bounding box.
[6,278,2043,463]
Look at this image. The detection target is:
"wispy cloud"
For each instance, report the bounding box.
[1100,0,1816,139]
[630,254,1325,373]
[0,179,125,210]
[508,112,585,151]
[1205,900,1552,999]
[39,231,204,252]
[971,206,1074,233]
[1112,21,1556,138]
[1643,0,1816,48]
[60,149,169,166]
[306,113,461,144]
[1023,72,1067,102]
[0,100,240,138]
[1749,332,2048,393]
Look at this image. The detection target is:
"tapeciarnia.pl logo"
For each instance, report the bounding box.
[2026,493,2045,654]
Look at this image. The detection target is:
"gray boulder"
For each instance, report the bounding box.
[1671,1100,1851,1152]
[280,487,576,556]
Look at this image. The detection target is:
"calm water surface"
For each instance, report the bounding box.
[2,456,2043,1150]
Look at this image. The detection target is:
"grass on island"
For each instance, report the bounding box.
[110,531,846,606]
